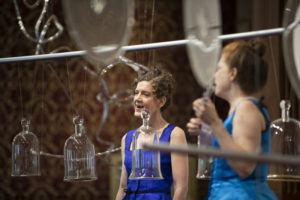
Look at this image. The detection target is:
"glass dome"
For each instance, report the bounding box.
[268,100,300,181]
[64,116,97,182]
[11,118,40,176]
[129,110,163,180]
[196,123,213,179]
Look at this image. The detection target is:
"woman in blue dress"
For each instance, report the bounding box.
[115,68,189,200]
[187,39,278,200]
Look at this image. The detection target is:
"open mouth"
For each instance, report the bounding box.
[135,103,144,110]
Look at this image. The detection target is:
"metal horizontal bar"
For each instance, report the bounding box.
[143,143,300,166]
[219,27,284,40]
[0,28,284,64]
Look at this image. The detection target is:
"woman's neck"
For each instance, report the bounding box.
[227,91,259,115]
[148,113,169,131]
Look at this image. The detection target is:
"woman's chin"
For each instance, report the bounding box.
[134,110,141,117]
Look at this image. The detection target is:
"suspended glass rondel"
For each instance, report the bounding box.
[64,116,97,182]
[12,118,40,176]
[196,123,213,179]
[129,110,163,180]
[268,100,300,181]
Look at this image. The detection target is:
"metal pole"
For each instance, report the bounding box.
[0,28,284,64]
[219,27,284,40]
[143,143,300,166]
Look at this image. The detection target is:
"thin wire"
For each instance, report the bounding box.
[41,63,45,155]
[81,67,87,117]
[17,64,24,119]
[30,63,39,120]
[47,63,79,114]
[136,0,141,65]
[65,59,78,116]
[142,0,148,64]
[148,0,156,67]
[39,146,121,158]
[268,36,281,101]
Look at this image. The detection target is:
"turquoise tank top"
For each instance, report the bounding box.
[207,99,278,200]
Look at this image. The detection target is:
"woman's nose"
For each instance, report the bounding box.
[134,93,142,101]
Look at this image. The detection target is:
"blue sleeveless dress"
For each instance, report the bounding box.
[207,99,278,200]
[123,124,175,200]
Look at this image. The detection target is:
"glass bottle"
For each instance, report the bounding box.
[129,110,163,180]
[12,118,40,176]
[268,100,300,181]
[64,116,97,182]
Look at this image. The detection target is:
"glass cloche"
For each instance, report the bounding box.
[12,118,40,176]
[129,110,163,180]
[268,100,300,181]
[64,116,97,182]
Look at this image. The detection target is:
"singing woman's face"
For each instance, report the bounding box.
[133,81,164,118]
[214,54,235,99]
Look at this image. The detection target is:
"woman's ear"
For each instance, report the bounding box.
[230,67,238,81]
[159,96,167,109]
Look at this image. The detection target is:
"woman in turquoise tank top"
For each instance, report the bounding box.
[115,68,189,200]
[187,39,277,200]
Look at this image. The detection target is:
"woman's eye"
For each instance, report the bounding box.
[134,91,153,97]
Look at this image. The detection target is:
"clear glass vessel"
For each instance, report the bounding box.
[196,123,213,179]
[129,110,163,180]
[268,100,300,181]
[64,116,97,182]
[12,118,40,176]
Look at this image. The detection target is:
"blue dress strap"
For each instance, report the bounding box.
[125,129,137,151]
[160,124,176,142]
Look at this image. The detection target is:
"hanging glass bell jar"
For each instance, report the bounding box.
[12,118,40,176]
[64,116,97,182]
[196,123,213,179]
[129,110,163,180]
[268,100,300,181]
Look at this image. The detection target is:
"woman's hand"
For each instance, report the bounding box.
[192,98,219,127]
[186,118,202,136]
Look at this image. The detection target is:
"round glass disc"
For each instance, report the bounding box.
[63,0,135,66]
[183,0,222,87]
[282,0,300,100]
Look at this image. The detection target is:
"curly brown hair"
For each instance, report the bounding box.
[222,39,268,95]
[133,67,175,112]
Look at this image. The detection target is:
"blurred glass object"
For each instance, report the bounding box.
[196,123,213,179]
[183,0,222,87]
[268,100,300,181]
[64,116,97,182]
[12,118,40,176]
[129,110,163,180]
[282,0,300,100]
[63,0,135,67]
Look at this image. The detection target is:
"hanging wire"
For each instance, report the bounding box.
[81,66,87,118]
[65,58,79,117]
[148,0,156,67]
[30,62,39,120]
[47,63,79,115]
[267,36,281,101]
[40,62,45,159]
[17,64,24,119]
